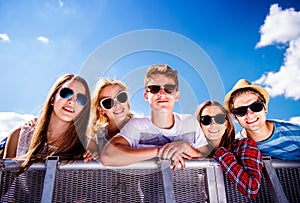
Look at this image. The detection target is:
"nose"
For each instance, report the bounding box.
[158,87,167,94]
[245,107,255,116]
[67,95,76,104]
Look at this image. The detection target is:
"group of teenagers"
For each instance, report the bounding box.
[2,64,300,199]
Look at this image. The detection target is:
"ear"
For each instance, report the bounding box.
[175,91,180,101]
[144,91,149,102]
[264,103,268,114]
[97,106,105,115]
[50,97,54,105]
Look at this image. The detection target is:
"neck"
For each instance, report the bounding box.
[243,121,274,142]
[47,114,71,143]
[151,111,174,129]
[107,118,128,138]
[207,139,221,149]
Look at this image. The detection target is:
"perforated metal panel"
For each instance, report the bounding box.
[223,171,274,203]
[0,169,45,202]
[276,168,300,203]
[171,168,208,203]
[52,168,165,203]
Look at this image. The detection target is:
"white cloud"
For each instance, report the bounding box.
[0,33,10,42]
[290,116,300,125]
[131,110,144,118]
[58,0,64,8]
[37,36,49,44]
[256,4,300,48]
[254,4,300,100]
[0,112,34,140]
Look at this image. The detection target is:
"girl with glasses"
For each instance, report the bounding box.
[3,74,91,174]
[85,78,133,160]
[195,100,263,199]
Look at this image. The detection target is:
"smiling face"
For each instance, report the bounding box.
[200,105,227,142]
[232,92,267,132]
[52,79,87,122]
[98,85,130,124]
[144,74,179,113]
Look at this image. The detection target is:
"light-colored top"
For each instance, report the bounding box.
[16,124,57,157]
[119,112,208,148]
[236,119,300,160]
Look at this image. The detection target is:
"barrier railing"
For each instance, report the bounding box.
[0,158,299,203]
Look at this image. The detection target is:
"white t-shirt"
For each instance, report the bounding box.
[119,112,207,149]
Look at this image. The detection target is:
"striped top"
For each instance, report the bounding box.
[237,120,300,160]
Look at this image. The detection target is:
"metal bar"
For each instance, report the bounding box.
[214,164,227,203]
[159,159,176,203]
[206,164,219,203]
[263,159,289,203]
[41,156,59,203]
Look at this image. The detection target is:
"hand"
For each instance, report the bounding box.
[24,117,38,127]
[158,141,192,171]
[83,150,99,162]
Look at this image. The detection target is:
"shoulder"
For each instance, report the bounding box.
[174,113,198,123]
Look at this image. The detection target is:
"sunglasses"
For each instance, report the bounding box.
[59,87,88,106]
[146,84,177,94]
[200,114,226,126]
[100,91,128,110]
[232,101,265,117]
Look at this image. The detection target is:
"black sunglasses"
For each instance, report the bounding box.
[59,87,88,106]
[200,114,226,126]
[100,91,128,110]
[232,101,265,117]
[146,84,177,94]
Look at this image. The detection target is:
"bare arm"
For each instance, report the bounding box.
[100,135,159,166]
[3,127,21,158]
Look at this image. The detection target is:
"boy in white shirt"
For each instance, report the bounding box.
[101,65,209,170]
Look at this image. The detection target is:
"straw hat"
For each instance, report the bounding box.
[224,79,270,112]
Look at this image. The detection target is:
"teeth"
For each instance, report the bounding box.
[64,107,74,113]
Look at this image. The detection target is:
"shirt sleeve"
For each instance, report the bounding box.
[214,138,263,199]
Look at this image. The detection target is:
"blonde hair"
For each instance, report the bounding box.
[90,78,132,136]
[144,64,178,89]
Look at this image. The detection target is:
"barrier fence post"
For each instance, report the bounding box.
[159,159,176,203]
[263,158,289,203]
[41,156,59,203]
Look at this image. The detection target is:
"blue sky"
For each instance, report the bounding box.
[1,0,300,138]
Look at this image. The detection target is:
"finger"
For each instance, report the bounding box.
[158,144,169,157]
[163,147,177,160]
[181,153,192,160]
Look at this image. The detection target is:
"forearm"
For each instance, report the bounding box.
[101,142,158,166]
[214,146,263,199]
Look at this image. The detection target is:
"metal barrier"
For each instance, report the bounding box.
[0,158,299,203]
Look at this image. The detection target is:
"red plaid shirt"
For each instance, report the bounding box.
[214,138,263,199]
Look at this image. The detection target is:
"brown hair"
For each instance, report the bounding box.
[144,64,178,89]
[18,74,91,174]
[195,100,236,157]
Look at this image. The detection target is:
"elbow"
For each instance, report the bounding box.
[246,180,261,199]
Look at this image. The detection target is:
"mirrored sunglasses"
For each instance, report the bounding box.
[59,87,88,106]
[100,91,128,110]
[200,114,226,126]
[232,101,264,117]
[146,84,177,94]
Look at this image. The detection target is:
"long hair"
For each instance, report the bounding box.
[89,78,132,136]
[18,74,91,174]
[195,100,236,157]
